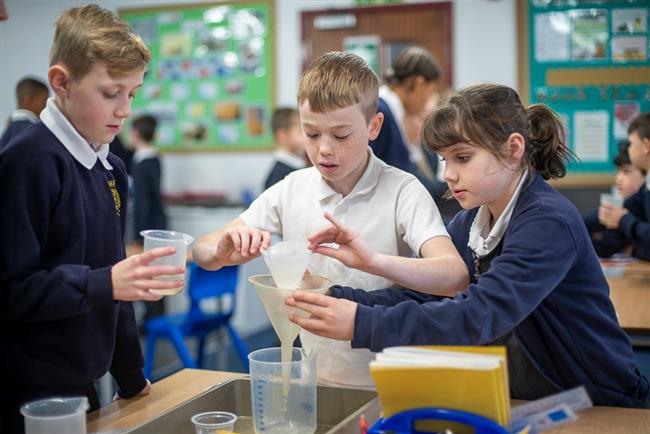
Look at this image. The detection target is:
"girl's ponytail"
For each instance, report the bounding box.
[525,104,575,180]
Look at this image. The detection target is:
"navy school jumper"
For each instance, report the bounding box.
[330,173,649,407]
[0,123,145,402]
[583,184,650,260]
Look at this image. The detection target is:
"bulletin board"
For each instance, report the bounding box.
[518,0,650,183]
[119,2,275,151]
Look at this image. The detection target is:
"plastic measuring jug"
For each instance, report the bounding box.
[140,229,194,295]
[249,347,317,434]
[191,411,237,433]
[248,274,331,346]
[600,192,624,208]
[20,396,88,434]
[261,240,311,289]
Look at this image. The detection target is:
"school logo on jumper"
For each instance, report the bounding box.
[108,179,121,216]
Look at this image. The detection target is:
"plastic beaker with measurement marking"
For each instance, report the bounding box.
[20,396,88,434]
[140,229,193,295]
[248,347,317,434]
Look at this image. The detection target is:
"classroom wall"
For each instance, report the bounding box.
[0,0,516,200]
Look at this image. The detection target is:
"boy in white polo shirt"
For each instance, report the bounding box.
[192,52,468,388]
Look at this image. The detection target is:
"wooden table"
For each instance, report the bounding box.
[88,370,244,433]
[606,261,650,337]
[88,369,650,434]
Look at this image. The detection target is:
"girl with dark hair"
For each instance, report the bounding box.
[286,84,650,408]
[370,46,446,199]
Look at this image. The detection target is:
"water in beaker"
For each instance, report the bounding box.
[249,347,317,434]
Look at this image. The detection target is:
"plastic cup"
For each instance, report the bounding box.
[262,240,311,289]
[140,229,194,295]
[600,193,623,208]
[249,347,317,434]
[190,411,237,433]
[20,396,88,434]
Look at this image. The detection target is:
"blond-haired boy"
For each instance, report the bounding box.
[0,5,184,432]
[193,52,467,387]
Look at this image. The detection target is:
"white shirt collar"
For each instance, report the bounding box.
[378,85,409,145]
[133,147,158,164]
[468,170,528,258]
[646,171,650,191]
[40,97,112,170]
[317,147,380,201]
[10,109,39,123]
[273,149,306,170]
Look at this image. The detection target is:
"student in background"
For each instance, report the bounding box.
[130,114,167,322]
[111,134,134,175]
[0,6,185,432]
[264,107,306,189]
[584,141,647,258]
[597,111,650,261]
[370,46,442,198]
[130,114,167,244]
[193,52,468,389]
[402,91,461,221]
[0,77,49,150]
[287,84,649,408]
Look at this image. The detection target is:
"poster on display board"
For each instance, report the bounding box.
[527,0,650,175]
[119,2,274,151]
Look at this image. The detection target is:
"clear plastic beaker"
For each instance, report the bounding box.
[600,192,624,208]
[249,347,317,434]
[262,240,311,289]
[191,411,237,433]
[140,229,194,295]
[20,396,88,434]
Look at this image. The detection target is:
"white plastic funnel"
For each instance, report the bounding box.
[262,240,311,289]
[249,274,331,345]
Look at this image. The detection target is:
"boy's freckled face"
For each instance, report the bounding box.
[299,101,377,194]
[58,63,144,145]
[628,131,650,172]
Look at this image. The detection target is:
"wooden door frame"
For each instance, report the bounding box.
[301,2,454,87]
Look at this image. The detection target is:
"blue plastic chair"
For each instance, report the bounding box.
[144,263,249,380]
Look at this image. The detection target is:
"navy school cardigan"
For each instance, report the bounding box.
[331,173,649,408]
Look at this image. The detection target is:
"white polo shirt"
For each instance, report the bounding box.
[240,149,448,387]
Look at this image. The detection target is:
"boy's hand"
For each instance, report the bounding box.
[285,291,356,341]
[112,247,185,301]
[598,204,629,230]
[214,225,271,265]
[308,212,378,272]
[113,379,152,401]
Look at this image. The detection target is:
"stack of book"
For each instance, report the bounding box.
[370,346,510,428]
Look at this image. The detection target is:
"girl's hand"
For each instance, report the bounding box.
[285,291,357,341]
[598,204,629,230]
[112,247,185,301]
[308,212,378,273]
[214,225,271,265]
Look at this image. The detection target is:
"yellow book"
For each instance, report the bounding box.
[370,346,510,427]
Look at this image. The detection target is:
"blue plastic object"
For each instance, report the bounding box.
[368,408,510,434]
[144,263,249,380]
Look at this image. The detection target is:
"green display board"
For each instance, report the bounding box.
[120,2,274,151]
[528,0,650,174]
